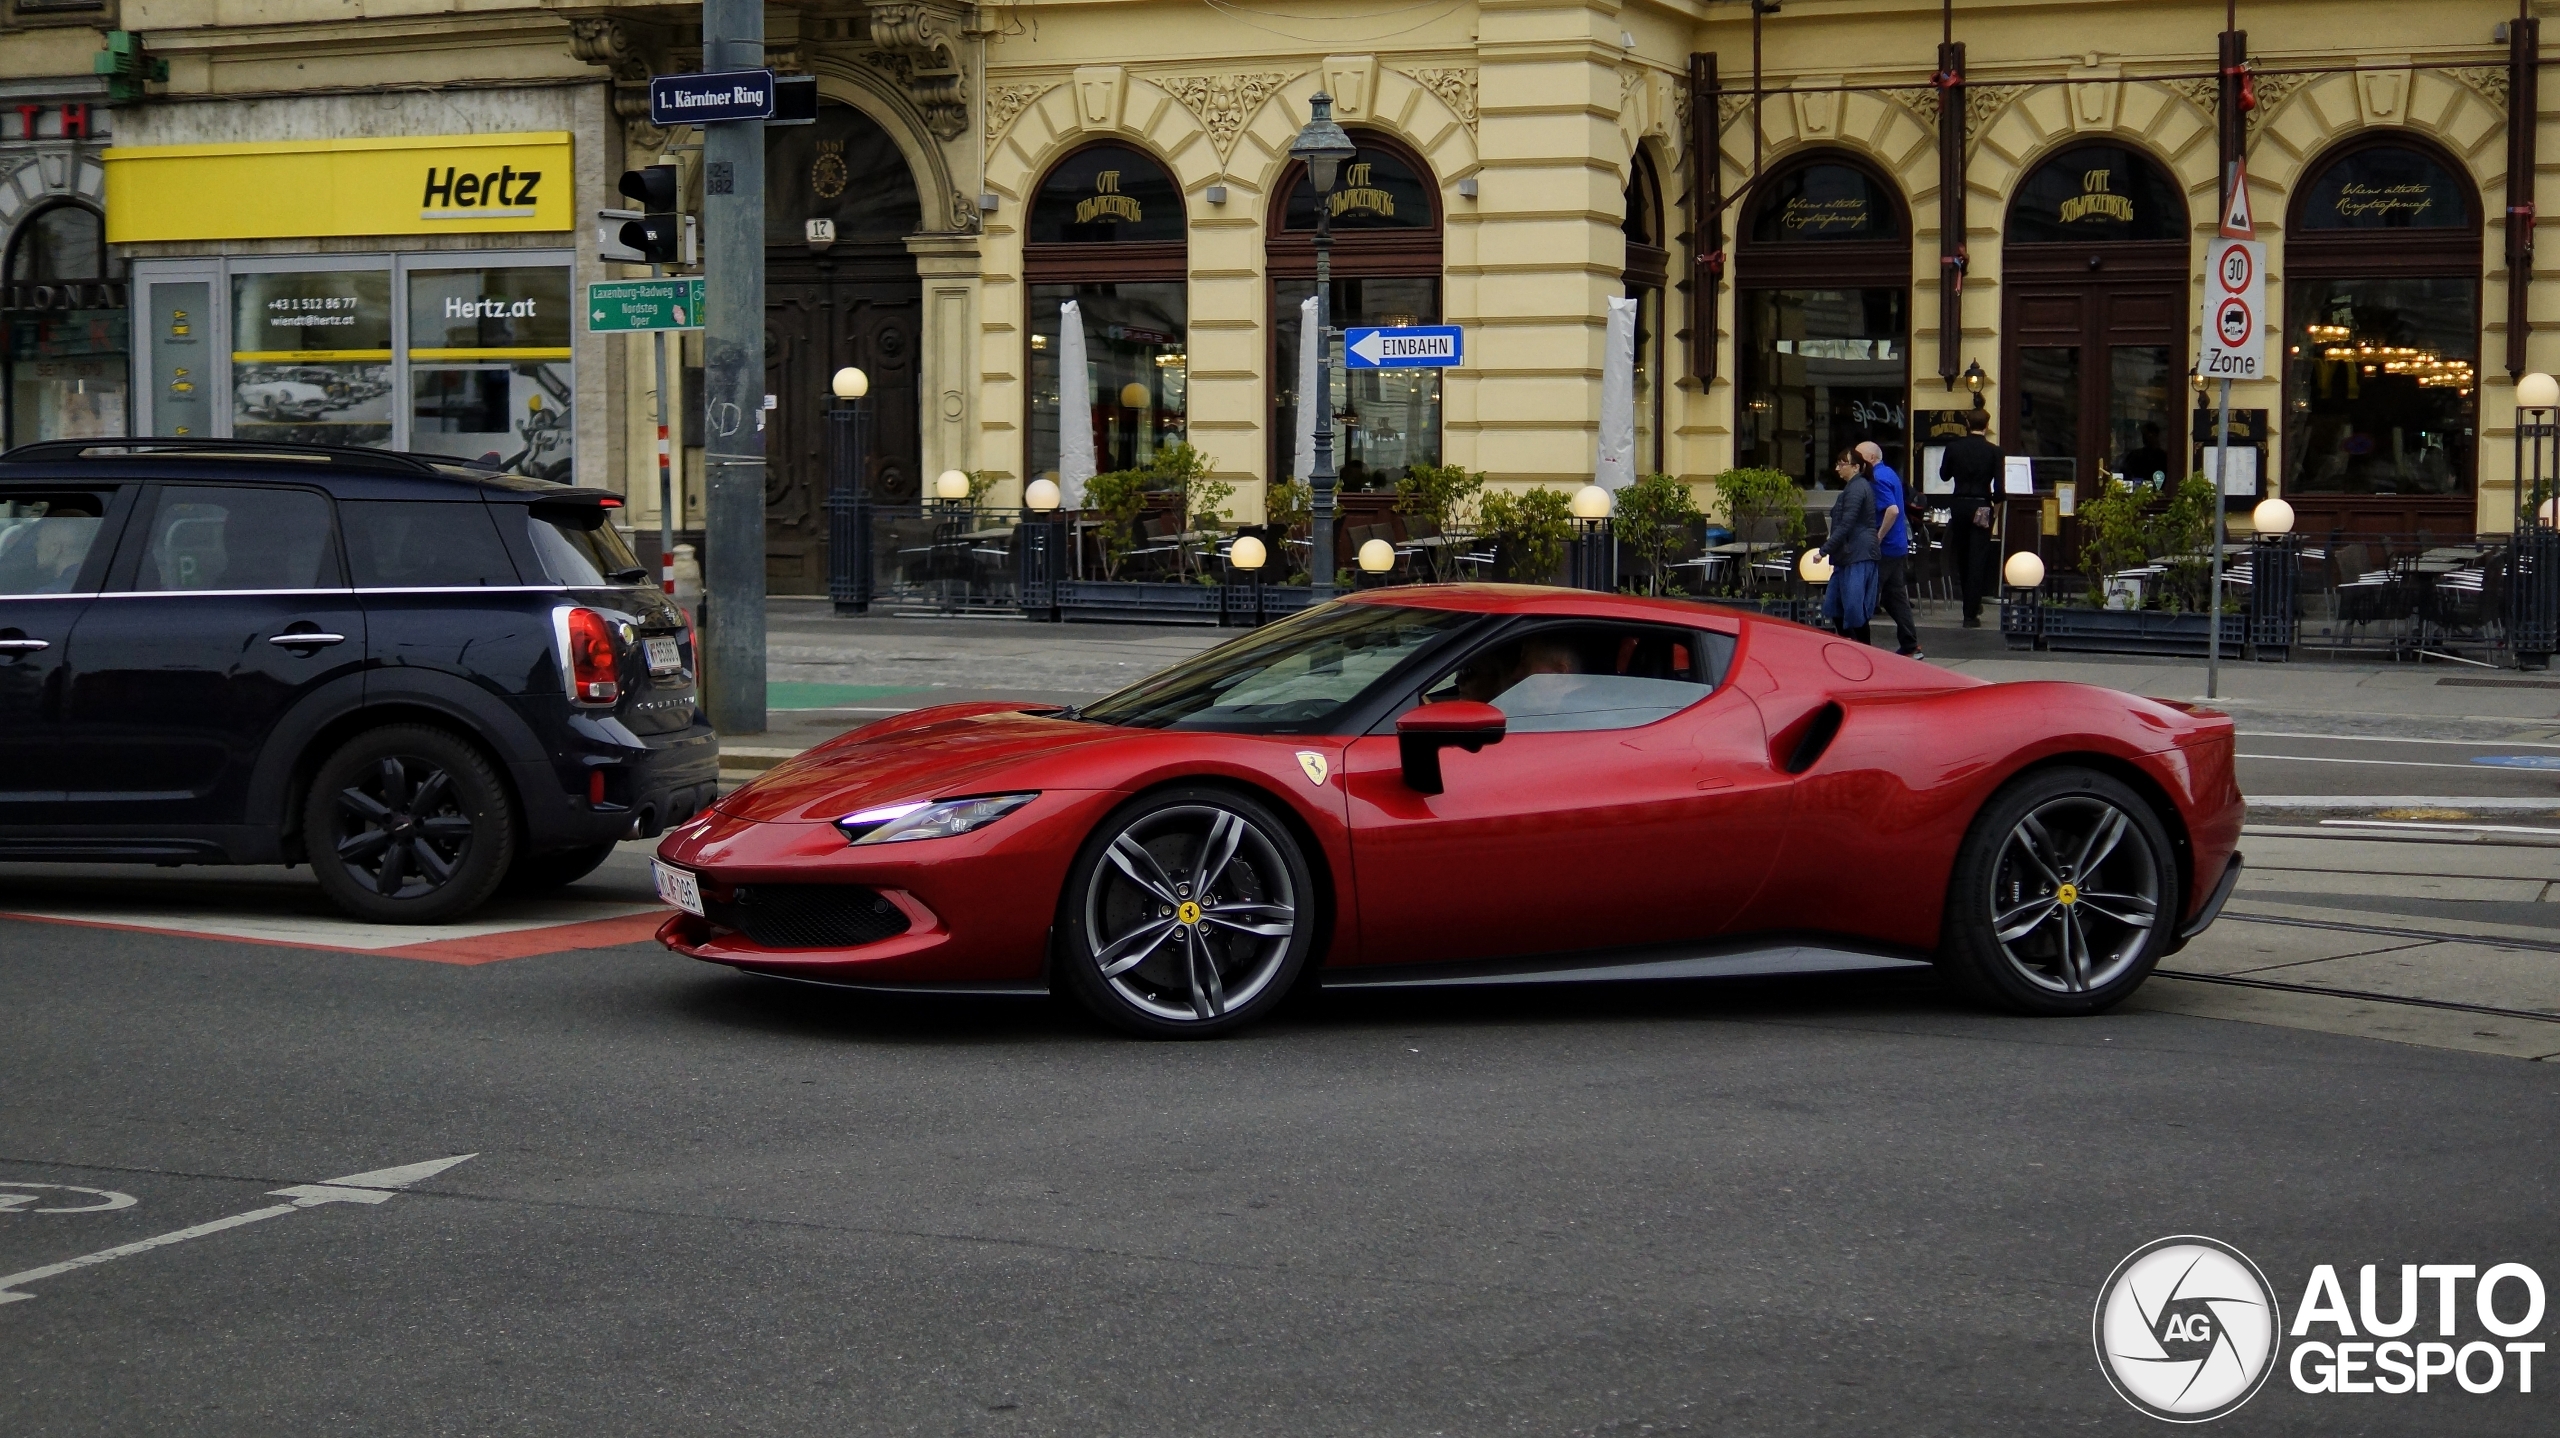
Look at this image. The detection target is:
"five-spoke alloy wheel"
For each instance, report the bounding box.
[1942,767,2176,1015]
[304,725,517,924]
[1057,787,1315,1037]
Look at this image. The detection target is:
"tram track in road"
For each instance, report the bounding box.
[2151,964,2560,1027]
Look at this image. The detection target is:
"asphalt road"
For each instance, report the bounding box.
[3,910,2554,1435]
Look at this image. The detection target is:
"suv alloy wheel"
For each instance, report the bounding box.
[304,725,518,923]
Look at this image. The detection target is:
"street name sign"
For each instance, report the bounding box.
[648,70,776,126]
[588,278,705,333]
[2199,236,2266,381]
[1345,325,1464,369]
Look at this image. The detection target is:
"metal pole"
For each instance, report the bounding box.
[700,0,766,734]
[1309,176,1337,601]
[653,321,674,597]
[2210,377,2233,698]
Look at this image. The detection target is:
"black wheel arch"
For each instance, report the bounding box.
[267,692,537,864]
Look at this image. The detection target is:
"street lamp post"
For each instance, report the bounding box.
[2512,372,2560,667]
[1290,94,1358,601]
[825,366,870,615]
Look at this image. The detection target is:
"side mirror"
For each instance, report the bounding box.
[1395,700,1506,795]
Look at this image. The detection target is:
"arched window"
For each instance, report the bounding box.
[1623,152,1668,476]
[2000,143,2190,491]
[1268,133,1442,490]
[766,103,923,245]
[1734,153,1911,487]
[1027,143,1188,482]
[4,203,126,447]
[2282,137,2482,527]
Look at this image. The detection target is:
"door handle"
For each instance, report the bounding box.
[0,638,50,653]
[268,632,348,648]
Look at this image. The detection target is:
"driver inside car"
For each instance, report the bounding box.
[1450,634,1584,703]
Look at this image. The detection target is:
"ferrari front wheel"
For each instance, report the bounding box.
[1942,767,2176,1015]
[1057,787,1315,1038]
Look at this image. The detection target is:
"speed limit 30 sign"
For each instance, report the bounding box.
[2200,236,2266,380]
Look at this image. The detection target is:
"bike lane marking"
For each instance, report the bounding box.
[0,1184,137,1214]
[0,1154,474,1307]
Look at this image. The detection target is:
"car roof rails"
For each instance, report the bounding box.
[0,437,457,475]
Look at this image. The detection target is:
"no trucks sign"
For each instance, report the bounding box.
[2200,237,2266,381]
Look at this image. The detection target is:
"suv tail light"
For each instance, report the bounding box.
[563,606,620,705]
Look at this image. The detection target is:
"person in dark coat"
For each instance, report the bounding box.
[1819,447,1880,644]
[1940,410,2005,627]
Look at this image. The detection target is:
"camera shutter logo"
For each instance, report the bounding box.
[2094,1236,2282,1422]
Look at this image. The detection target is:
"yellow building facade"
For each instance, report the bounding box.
[8,0,2551,584]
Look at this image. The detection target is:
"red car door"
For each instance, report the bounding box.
[1341,628,1791,969]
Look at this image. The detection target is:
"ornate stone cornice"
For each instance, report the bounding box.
[567,16,675,155]
[866,2,967,141]
[1155,72,1291,163]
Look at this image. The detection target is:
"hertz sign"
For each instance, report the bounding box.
[104,133,574,243]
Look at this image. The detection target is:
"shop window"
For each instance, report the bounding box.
[4,203,127,446]
[768,103,923,246]
[230,269,394,449]
[407,266,574,481]
[1025,144,1188,481]
[2004,144,2187,245]
[2282,139,2483,504]
[1268,134,1443,489]
[1735,153,1911,486]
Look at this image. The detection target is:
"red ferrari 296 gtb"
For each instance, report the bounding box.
[653,587,2243,1037]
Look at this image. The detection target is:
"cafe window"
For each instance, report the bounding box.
[2282,138,2482,500]
[132,252,574,479]
[1026,144,1188,480]
[1624,152,1669,476]
[4,203,128,447]
[1735,153,1911,486]
[2002,143,2187,245]
[1269,133,1443,489]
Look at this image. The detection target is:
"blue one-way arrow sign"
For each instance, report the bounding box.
[649,69,777,126]
[1345,324,1463,369]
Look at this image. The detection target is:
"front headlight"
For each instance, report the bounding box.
[835,793,1038,845]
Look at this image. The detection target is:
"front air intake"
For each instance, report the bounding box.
[707,885,911,949]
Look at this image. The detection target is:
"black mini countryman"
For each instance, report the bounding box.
[0,440,719,922]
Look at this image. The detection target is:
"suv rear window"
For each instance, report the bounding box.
[0,492,113,594]
[524,508,643,586]
[342,500,519,587]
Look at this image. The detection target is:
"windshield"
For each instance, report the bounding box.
[1079,600,1477,731]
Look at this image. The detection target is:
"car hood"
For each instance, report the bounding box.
[713,704,1127,825]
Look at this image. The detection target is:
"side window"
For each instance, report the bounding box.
[0,491,116,595]
[135,485,340,592]
[1419,623,1718,733]
[342,500,519,587]
[523,508,643,586]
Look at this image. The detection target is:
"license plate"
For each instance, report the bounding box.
[652,859,703,916]
[644,635,682,674]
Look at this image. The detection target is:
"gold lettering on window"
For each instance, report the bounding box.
[2059,168,2134,224]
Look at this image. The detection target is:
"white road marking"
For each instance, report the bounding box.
[2248,796,2560,810]
[2240,730,2560,749]
[2320,819,2560,838]
[0,1154,473,1307]
[2237,753,2488,770]
[0,1183,136,1214]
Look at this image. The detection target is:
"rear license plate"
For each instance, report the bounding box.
[652,860,703,916]
[644,635,682,674]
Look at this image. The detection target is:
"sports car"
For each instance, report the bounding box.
[653,586,2244,1037]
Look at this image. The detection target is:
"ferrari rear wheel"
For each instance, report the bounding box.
[1942,767,2175,1015]
[1057,787,1314,1038]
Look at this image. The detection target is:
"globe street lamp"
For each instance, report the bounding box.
[827,367,871,614]
[1289,92,1358,600]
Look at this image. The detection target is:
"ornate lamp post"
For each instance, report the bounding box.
[1289,93,1358,600]
[826,366,870,615]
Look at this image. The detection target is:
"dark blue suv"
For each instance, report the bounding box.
[0,440,719,922]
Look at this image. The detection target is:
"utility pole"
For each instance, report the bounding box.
[699,0,766,734]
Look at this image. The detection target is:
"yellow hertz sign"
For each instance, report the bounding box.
[104,133,574,243]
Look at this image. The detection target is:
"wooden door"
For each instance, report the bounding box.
[2001,243,2190,493]
[763,251,920,596]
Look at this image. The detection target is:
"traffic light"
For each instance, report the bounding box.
[616,164,685,264]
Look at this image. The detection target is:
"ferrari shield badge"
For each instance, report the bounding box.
[1295,750,1329,786]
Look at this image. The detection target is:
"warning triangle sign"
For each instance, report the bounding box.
[2221,160,2256,239]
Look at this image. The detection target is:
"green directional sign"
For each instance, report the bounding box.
[587,278,704,333]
